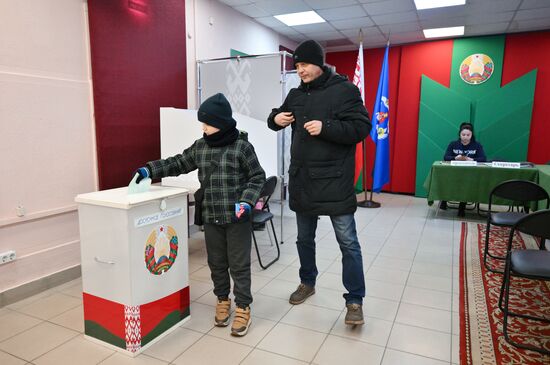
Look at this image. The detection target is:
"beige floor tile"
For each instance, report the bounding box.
[363,297,399,321]
[381,349,448,365]
[189,280,213,302]
[142,327,202,362]
[364,280,405,301]
[371,256,413,272]
[250,262,287,278]
[395,303,452,333]
[172,334,251,365]
[189,266,212,283]
[410,261,453,278]
[0,350,26,365]
[257,278,298,300]
[241,349,308,365]
[304,286,346,311]
[275,265,301,283]
[0,311,42,342]
[6,290,56,311]
[387,323,451,362]
[32,335,113,365]
[378,245,417,260]
[99,352,169,365]
[366,266,410,285]
[208,315,276,347]
[407,272,453,293]
[401,286,452,311]
[15,293,82,320]
[249,293,292,321]
[250,274,273,293]
[57,280,83,299]
[280,304,341,333]
[452,311,459,336]
[330,313,393,347]
[180,302,215,333]
[49,305,84,333]
[312,334,384,365]
[0,322,78,361]
[452,334,459,364]
[257,323,326,362]
[316,272,345,291]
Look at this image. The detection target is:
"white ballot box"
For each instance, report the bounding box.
[75,186,190,355]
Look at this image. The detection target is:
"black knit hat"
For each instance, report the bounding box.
[293,40,324,68]
[197,93,236,131]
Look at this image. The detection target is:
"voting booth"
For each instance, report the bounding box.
[75,185,190,355]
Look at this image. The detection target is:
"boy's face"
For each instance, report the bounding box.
[202,123,220,135]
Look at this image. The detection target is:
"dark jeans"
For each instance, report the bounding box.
[203,221,252,306]
[295,212,365,305]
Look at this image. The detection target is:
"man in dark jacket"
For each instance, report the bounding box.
[267,40,371,325]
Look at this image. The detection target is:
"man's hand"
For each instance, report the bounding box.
[304,120,322,136]
[274,112,295,127]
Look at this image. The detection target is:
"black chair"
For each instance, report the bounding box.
[251,176,280,269]
[483,180,549,273]
[498,209,550,354]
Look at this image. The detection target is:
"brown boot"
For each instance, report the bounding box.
[289,283,315,305]
[231,306,251,336]
[345,303,364,325]
[215,298,231,327]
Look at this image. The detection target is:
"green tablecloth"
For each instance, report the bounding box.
[423,162,539,205]
[536,164,550,210]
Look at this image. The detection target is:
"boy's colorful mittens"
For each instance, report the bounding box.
[235,202,251,221]
[135,167,150,183]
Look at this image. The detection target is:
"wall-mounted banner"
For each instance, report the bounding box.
[135,207,183,228]
[459,54,494,85]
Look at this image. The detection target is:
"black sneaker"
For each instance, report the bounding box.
[289,284,315,305]
[345,303,364,325]
[439,200,447,210]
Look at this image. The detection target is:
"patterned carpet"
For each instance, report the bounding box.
[460,222,550,365]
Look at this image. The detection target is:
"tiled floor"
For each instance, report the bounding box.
[0,194,483,364]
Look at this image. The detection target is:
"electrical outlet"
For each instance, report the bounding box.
[0,250,16,265]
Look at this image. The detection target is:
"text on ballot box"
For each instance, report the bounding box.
[75,185,190,356]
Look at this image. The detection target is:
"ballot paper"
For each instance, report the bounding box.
[127,172,152,194]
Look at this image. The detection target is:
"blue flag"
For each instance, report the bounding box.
[370,45,390,193]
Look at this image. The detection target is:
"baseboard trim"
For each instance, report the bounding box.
[0,265,81,307]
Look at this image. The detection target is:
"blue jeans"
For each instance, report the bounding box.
[295,212,365,305]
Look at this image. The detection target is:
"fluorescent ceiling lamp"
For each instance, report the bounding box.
[423,26,465,38]
[274,11,325,26]
[414,0,466,10]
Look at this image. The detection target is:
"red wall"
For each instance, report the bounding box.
[328,30,550,194]
[88,0,187,189]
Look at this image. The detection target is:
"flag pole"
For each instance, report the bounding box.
[357,29,381,208]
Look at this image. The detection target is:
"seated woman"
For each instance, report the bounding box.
[440,122,487,217]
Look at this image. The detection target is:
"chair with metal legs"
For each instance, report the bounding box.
[498,209,550,354]
[483,180,549,273]
[251,176,280,270]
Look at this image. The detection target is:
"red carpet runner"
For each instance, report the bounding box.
[460,222,550,364]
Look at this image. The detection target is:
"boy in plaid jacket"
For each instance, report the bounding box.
[135,93,265,336]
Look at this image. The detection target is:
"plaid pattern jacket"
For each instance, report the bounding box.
[146,131,266,225]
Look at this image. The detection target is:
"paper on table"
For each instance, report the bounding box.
[127,172,152,194]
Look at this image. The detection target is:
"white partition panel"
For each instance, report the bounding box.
[160,108,278,184]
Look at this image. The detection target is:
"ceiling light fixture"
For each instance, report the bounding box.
[274,11,325,27]
[423,26,465,38]
[414,0,466,10]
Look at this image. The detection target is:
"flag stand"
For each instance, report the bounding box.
[357,140,381,208]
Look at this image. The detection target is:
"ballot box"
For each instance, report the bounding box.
[75,185,190,355]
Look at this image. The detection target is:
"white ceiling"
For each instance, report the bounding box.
[218,0,550,51]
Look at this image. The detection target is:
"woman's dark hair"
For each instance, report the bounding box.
[458,122,476,142]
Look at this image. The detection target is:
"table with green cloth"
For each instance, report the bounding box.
[423,161,540,205]
[535,164,550,210]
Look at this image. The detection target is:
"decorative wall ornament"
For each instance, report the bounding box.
[459,53,494,85]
